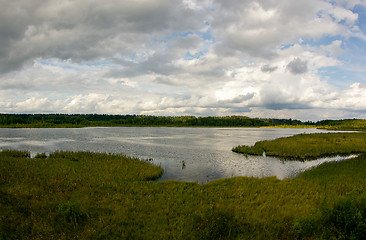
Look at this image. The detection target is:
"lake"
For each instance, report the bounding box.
[0,127,352,183]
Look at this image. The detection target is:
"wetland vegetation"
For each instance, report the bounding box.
[1,115,366,239]
[233,132,366,160]
[1,138,366,239]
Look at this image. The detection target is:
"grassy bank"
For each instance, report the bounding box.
[233,132,366,160]
[316,119,366,131]
[1,149,366,239]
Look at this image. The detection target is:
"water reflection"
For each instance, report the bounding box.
[0,127,351,183]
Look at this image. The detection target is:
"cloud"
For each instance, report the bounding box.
[0,0,366,120]
[321,40,344,57]
[13,96,62,113]
[286,58,308,75]
[210,0,361,59]
[1,0,357,74]
[0,0,208,73]
[261,64,278,73]
[330,82,366,110]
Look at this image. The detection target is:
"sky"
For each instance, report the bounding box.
[1,0,366,121]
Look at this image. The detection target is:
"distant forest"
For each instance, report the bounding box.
[0,114,365,130]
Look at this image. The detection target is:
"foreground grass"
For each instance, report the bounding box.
[233,132,366,160]
[1,150,366,239]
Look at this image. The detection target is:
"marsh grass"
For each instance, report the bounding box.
[233,132,366,160]
[1,149,366,239]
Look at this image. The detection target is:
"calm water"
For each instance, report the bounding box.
[0,127,351,183]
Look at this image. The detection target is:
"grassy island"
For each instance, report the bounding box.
[233,132,366,160]
[1,134,366,239]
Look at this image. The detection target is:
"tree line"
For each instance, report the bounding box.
[0,113,364,130]
[0,114,307,127]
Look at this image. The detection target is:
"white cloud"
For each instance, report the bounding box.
[330,82,366,109]
[0,0,365,120]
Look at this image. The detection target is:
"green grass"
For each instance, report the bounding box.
[233,132,366,160]
[1,149,366,239]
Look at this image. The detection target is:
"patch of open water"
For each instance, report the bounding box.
[0,127,352,183]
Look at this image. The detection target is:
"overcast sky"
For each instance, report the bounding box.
[1,0,366,121]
